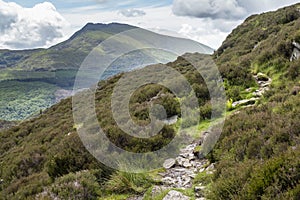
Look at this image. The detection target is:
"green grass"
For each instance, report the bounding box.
[104,171,155,195]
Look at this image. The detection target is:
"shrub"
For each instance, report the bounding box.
[39,170,102,200]
[105,171,154,194]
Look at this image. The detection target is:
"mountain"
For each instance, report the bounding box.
[0,23,136,71]
[0,23,213,121]
[0,52,217,199]
[0,3,299,200]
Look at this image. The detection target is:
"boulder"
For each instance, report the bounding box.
[232,98,258,108]
[176,157,185,166]
[163,190,190,200]
[256,73,269,82]
[163,158,176,169]
[206,163,215,171]
[162,177,175,185]
[183,160,192,168]
[290,41,300,61]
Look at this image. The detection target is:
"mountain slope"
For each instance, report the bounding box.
[0,23,136,71]
[205,3,300,199]
[215,3,300,100]
[0,3,299,200]
[0,52,217,199]
[0,23,138,121]
[0,23,213,121]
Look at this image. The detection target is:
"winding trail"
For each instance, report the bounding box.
[128,73,272,200]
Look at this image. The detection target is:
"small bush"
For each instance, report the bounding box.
[105,171,154,194]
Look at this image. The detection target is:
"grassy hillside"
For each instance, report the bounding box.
[0,120,16,131]
[0,53,217,199]
[0,23,212,121]
[0,23,136,121]
[0,23,136,72]
[205,3,300,199]
[0,3,299,199]
[215,4,300,99]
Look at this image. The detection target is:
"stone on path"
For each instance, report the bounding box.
[163,158,176,169]
[163,190,190,200]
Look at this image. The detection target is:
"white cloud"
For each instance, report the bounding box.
[172,0,247,19]
[62,6,230,49]
[118,9,146,17]
[0,1,69,49]
[237,0,300,13]
[6,0,297,50]
[178,19,240,49]
[169,0,300,48]
[172,0,300,20]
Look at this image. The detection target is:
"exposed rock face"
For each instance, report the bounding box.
[232,98,258,108]
[290,41,300,61]
[163,190,190,200]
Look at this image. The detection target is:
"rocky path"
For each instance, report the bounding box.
[232,73,271,108]
[158,141,214,200]
[128,73,271,200]
[127,137,215,200]
[127,136,214,200]
[155,73,273,199]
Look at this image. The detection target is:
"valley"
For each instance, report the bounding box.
[0,23,212,121]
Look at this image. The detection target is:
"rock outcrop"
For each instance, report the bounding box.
[232,73,271,108]
[290,41,300,61]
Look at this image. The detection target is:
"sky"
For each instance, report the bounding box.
[1,0,300,50]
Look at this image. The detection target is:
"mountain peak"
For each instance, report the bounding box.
[82,22,135,31]
[69,22,137,41]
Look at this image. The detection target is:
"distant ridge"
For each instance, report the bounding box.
[62,23,137,45]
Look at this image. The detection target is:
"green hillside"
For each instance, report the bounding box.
[206,3,300,199]
[0,52,218,199]
[0,3,299,200]
[0,23,137,121]
[0,23,213,121]
[0,23,136,72]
